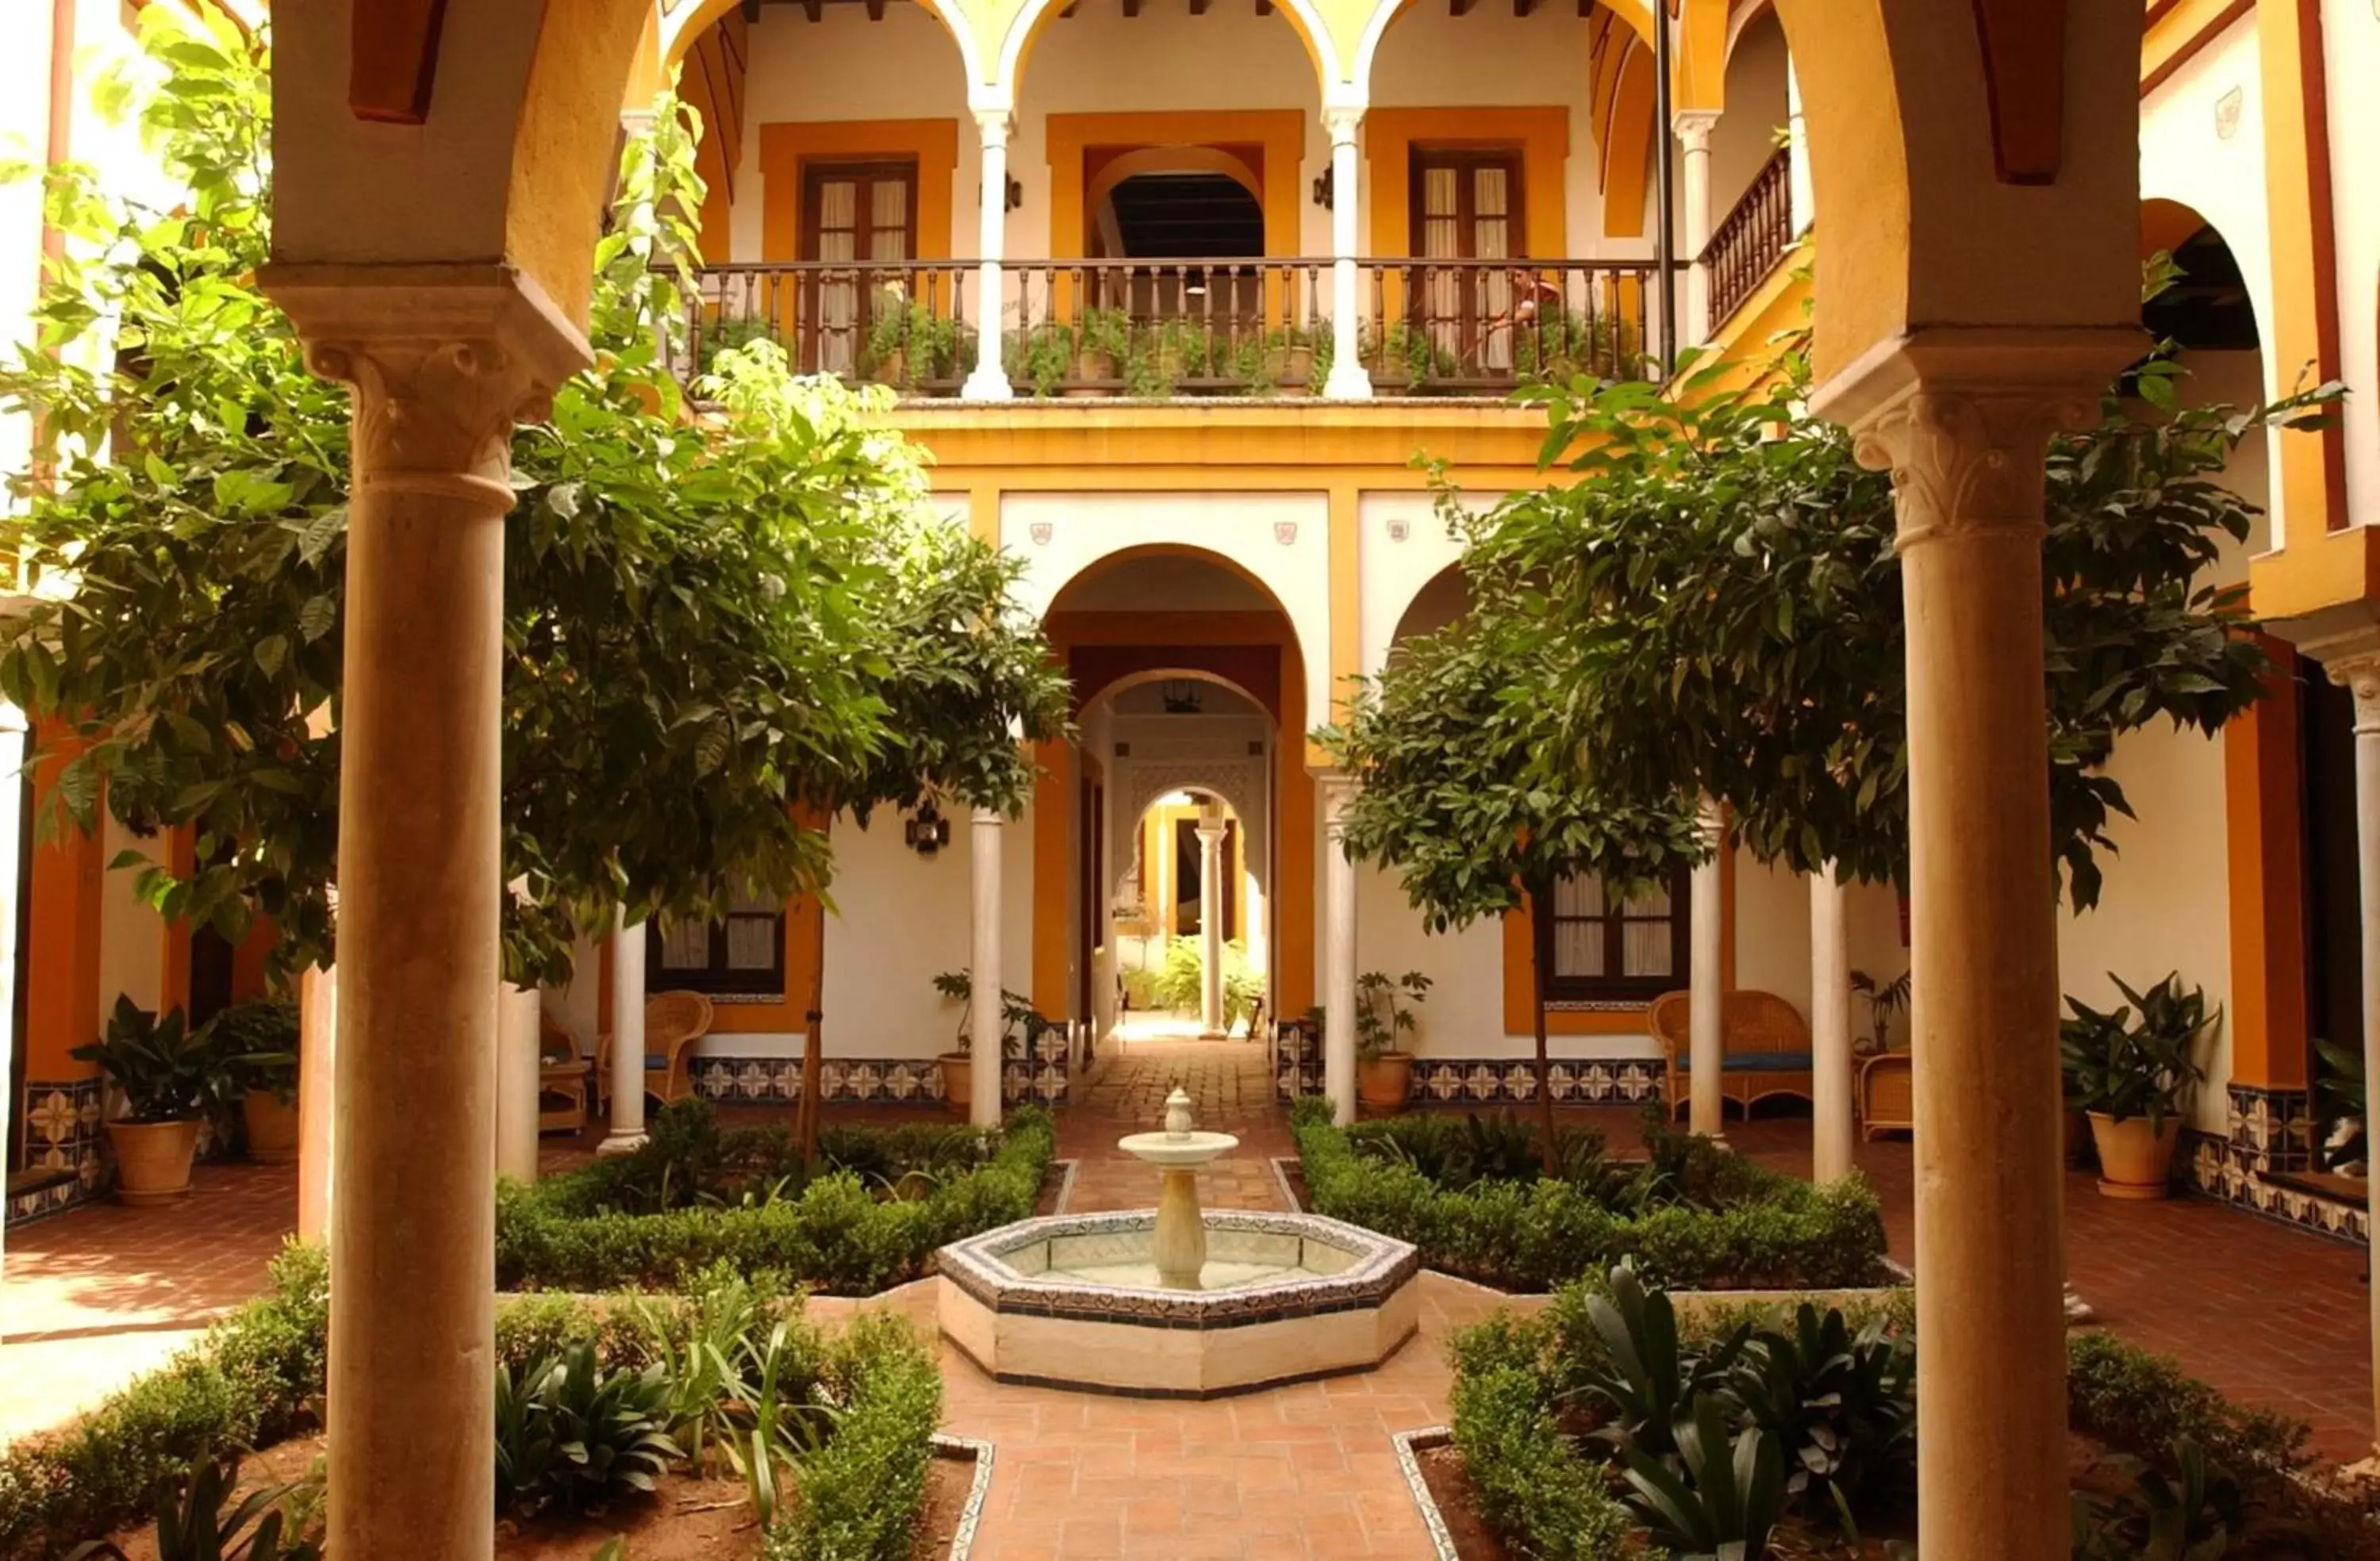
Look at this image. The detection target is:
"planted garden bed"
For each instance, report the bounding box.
[497,1101,1056,1294]
[0,1250,960,1561]
[1422,1264,2377,1559]
[1292,1099,1891,1294]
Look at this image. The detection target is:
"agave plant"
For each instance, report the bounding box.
[66,1449,322,1561]
[1568,1260,1749,1459]
[494,1344,681,1516]
[1620,1393,1788,1561]
[1724,1302,1915,1507]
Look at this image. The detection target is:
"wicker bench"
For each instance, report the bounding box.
[1648,989,1815,1119]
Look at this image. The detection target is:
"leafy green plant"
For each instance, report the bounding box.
[2314,1037,2364,1172]
[1848,968,1911,1056]
[862,292,969,391]
[931,971,1060,1056]
[1570,1260,1749,1459]
[1145,937,1265,1027]
[1353,969,1431,1060]
[1511,304,1626,385]
[2059,973,2214,1133]
[210,1000,301,1106]
[493,1344,681,1517]
[1619,1394,1788,1561]
[1361,320,1461,391]
[693,316,778,378]
[2069,1438,2300,1561]
[721,1319,838,1526]
[1233,325,1320,394]
[63,1450,321,1561]
[71,997,226,1123]
[1726,1301,1916,1508]
[2063,1333,2308,1479]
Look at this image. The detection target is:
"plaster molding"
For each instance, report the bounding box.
[2319,648,2380,732]
[1671,109,1722,150]
[973,107,1015,149]
[1111,757,1268,891]
[1322,105,1365,148]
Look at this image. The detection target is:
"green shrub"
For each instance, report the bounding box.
[1295,1103,1887,1293]
[498,1107,1054,1293]
[769,1312,943,1561]
[0,1242,328,1559]
[2065,1332,2309,1477]
[1447,1352,1642,1559]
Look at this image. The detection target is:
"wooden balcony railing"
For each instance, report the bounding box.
[683,255,1664,398]
[1700,148,1797,331]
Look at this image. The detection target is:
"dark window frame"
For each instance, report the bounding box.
[1533,865,1691,1005]
[647,905,789,999]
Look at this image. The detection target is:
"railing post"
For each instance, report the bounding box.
[1322,103,1371,401]
[1673,110,1720,352]
[964,105,1015,401]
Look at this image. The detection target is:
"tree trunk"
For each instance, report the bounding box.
[1531,933,1557,1179]
[798,902,827,1170]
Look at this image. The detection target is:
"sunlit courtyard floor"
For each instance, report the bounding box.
[4,1037,2370,1555]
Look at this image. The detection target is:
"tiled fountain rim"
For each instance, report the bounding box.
[939,1209,1420,1329]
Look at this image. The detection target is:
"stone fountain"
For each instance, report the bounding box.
[936,1090,1419,1398]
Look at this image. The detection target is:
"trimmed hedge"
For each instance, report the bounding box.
[1292,1098,1888,1293]
[0,1242,330,1559]
[497,1107,1055,1294]
[1445,1313,1642,1559]
[0,1246,949,1561]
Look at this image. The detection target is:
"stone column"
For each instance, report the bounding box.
[0,706,21,1332]
[1322,777,1359,1123]
[265,263,588,1561]
[296,964,336,1243]
[601,913,647,1154]
[494,984,542,1183]
[970,807,1004,1127]
[1821,331,2132,1561]
[1687,801,1726,1137]
[1673,109,1720,348]
[1784,60,1815,236]
[1197,820,1226,1034]
[1810,864,1855,1183]
[2306,631,2380,1459]
[962,109,1014,401]
[1322,105,1371,401]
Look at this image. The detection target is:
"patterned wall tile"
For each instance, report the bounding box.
[8,1078,111,1227]
[2181,1127,2367,1248]
[1269,1023,1667,1108]
[690,1025,1073,1110]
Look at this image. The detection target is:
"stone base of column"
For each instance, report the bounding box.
[1322,363,1372,401]
[595,1127,648,1156]
[961,366,1012,401]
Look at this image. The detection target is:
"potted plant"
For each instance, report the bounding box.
[2059,972,2214,1200]
[1235,326,1319,396]
[1849,968,1913,1139]
[215,998,302,1164]
[71,995,229,1204]
[865,293,969,393]
[932,972,1046,1115]
[1362,320,1459,393]
[1354,970,1432,1111]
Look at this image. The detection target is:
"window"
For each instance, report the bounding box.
[1534,869,1690,1004]
[1411,148,1526,372]
[648,893,787,999]
[799,159,918,377]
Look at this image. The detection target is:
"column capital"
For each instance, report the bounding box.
[263,263,591,511]
[973,107,1015,148]
[2318,648,2380,731]
[972,804,1006,828]
[1671,109,1722,150]
[1807,326,2140,552]
[1195,823,1228,846]
[1322,105,1365,148]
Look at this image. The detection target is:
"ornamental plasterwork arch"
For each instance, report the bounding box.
[1108,757,1270,901]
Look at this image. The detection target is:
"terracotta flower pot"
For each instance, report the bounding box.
[940,1051,974,1116]
[243,1089,301,1164]
[1357,1053,1414,1113]
[2087,1111,2181,1200]
[110,1118,201,1205]
[1263,345,1315,395]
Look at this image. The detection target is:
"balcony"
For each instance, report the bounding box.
[682,256,1665,401]
[1699,148,1798,332]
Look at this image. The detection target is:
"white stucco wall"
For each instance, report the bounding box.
[1357,489,1471,677]
[2320,0,2380,535]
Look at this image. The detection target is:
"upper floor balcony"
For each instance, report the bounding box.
[662,0,1806,402]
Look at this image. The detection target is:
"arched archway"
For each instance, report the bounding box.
[1000,0,1341,102]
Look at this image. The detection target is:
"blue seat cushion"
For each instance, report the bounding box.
[644,1055,669,1071]
[1673,1053,1814,1072]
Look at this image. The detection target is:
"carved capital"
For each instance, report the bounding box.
[1322,106,1365,149]
[260,262,592,515]
[1672,109,1722,154]
[974,108,1015,151]
[1852,388,2097,551]
[2324,650,2380,734]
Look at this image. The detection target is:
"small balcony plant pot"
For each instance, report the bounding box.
[1356,1053,1413,1112]
[110,1118,202,1205]
[1062,348,1116,399]
[867,351,909,390]
[2087,1111,2180,1200]
[1264,343,1315,396]
[242,1088,301,1164]
[941,1050,975,1115]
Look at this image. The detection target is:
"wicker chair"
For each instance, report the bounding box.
[594,990,716,1112]
[536,1014,593,1133]
[1648,989,1816,1120]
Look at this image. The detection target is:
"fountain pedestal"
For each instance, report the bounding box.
[1116,1087,1238,1290]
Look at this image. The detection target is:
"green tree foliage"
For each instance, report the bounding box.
[1315,564,1705,1167]
[1468,332,2340,907]
[0,10,1068,992]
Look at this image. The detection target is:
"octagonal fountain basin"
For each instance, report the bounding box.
[937,1210,1420,1398]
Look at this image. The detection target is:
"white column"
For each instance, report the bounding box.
[1784,60,1815,236]
[2313,639,2380,1461]
[1323,777,1359,1123]
[1673,110,1720,349]
[962,108,1014,401]
[601,914,647,1154]
[1322,105,1371,401]
[1687,801,1726,1137]
[970,807,1004,1127]
[266,263,589,1561]
[1197,821,1226,1034]
[297,963,336,1242]
[494,984,542,1183]
[1810,864,1856,1183]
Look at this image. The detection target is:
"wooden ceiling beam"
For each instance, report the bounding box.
[800,0,822,19]
[1513,0,1535,13]
[1254,0,1272,13]
[1189,0,1211,12]
[1449,0,1476,13]
[865,0,885,15]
